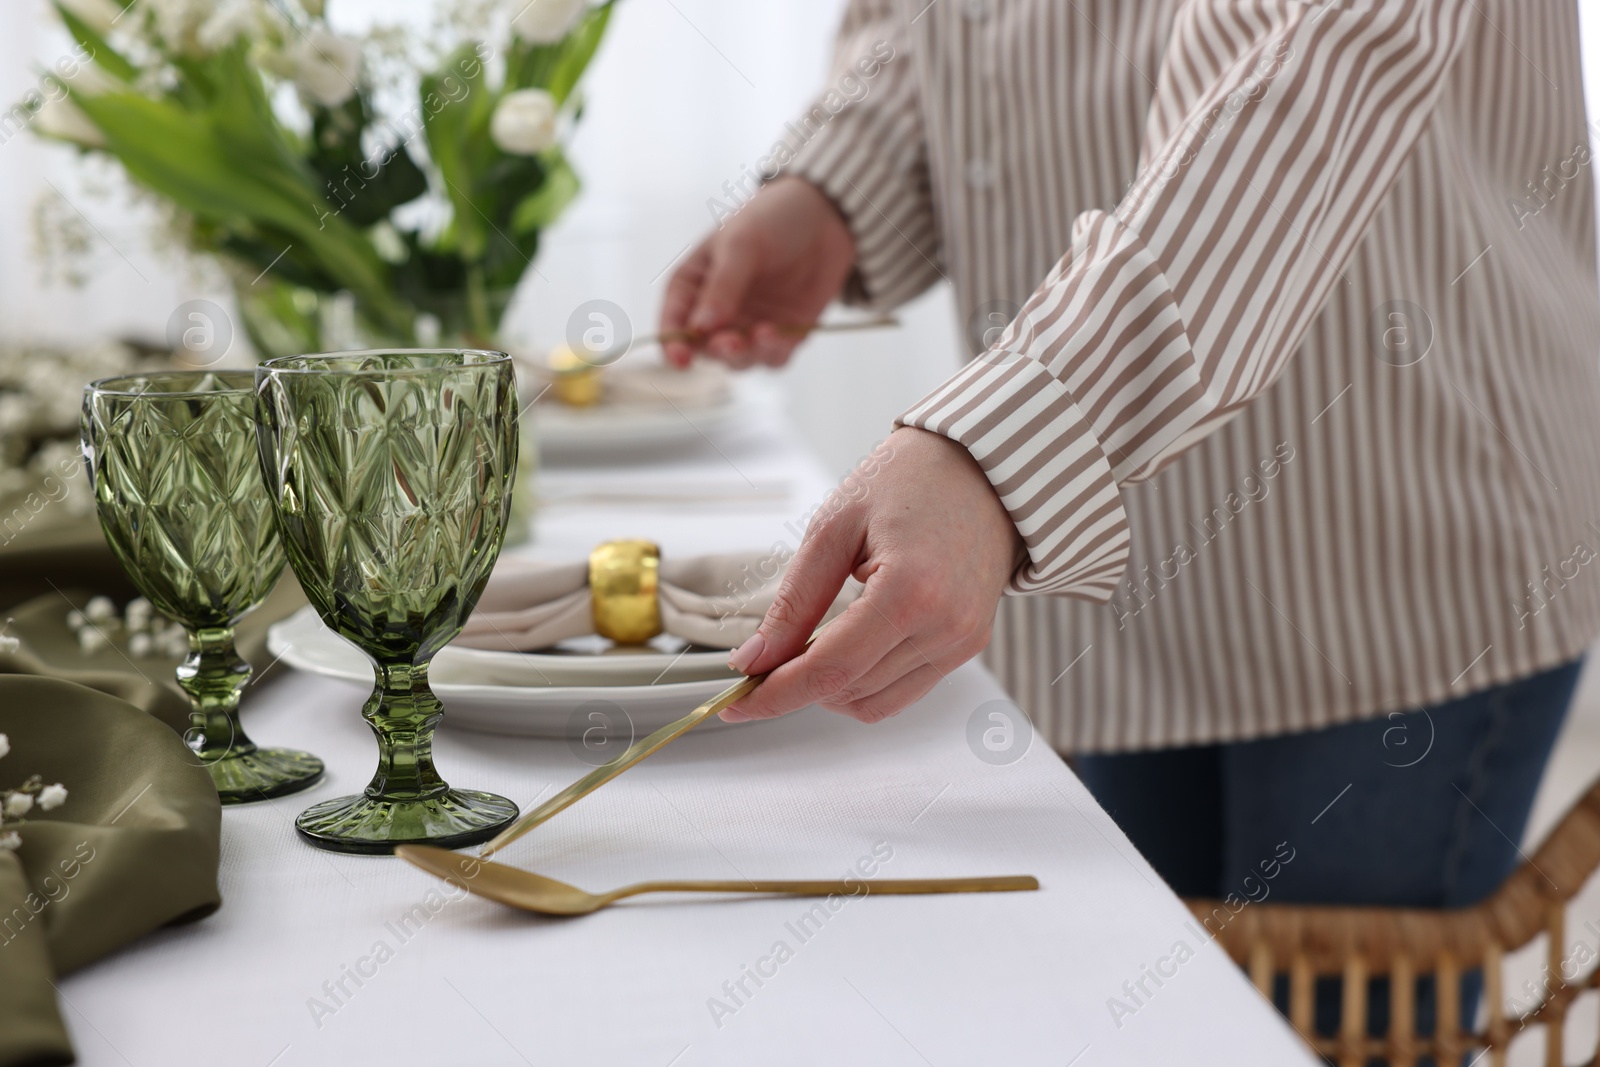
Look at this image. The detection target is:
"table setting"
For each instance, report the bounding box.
[0,350,1313,1066]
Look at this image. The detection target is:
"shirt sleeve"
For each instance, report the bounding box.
[899,0,1474,598]
[777,0,940,311]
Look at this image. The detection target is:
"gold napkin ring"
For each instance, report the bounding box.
[549,346,604,408]
[589,539,662,645]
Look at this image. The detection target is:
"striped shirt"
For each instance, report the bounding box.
[783,0,1600,751]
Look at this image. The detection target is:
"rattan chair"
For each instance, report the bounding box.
[1186,779,1600,1066]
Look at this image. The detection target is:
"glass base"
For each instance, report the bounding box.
[208,748,326,805]
[294,788,519,855]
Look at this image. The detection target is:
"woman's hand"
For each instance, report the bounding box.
[660,176,856,369]
[722,427,1024,724]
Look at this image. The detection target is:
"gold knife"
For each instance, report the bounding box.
[478,633,815,857]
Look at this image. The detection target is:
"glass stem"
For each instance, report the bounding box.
[175,626,258,761]
[362,661,448,801]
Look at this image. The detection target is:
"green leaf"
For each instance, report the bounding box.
[74,85,411,339]
[52,4,138,83]
[390,235,469,305]
[308,93,428,227]
[221,232,338,292]
[420,44,495,262]
[235,274,324,360]
[545,4,613,105]
[481,226,539,292]
[508,40,562,92]
[509,154,578,234]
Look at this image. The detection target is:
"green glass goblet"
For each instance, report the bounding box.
[81,371,325,804]
[255,350,520,854]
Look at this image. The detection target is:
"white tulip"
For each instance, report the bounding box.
[146,0,211,53]
[288,28,362,108]
[0,734,9,760]
[56,0,123,34]
[197,0,261,54]
[490,89,557,155]
[32,95,105,148]
[0,832,18,852]
[510,0,586,44]
[37,784,68,812]
[69,59,123,97]
[253,44,298,81]
[4,792,33,819]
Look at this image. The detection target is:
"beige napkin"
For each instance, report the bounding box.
[456,551,858,652]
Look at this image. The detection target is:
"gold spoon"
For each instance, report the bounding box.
[476,629,826,858]
[395,845,1039,916]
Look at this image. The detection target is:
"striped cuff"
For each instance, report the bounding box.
[898,355,1132,600]
[783,117,940,312]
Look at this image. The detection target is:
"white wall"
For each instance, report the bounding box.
[4,1,1600,480]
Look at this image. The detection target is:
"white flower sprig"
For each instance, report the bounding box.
[0,338,147,521]
[0,733,68,852]
[66,597,188,658]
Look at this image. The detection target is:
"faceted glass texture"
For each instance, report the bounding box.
[82,370,324,803]
[255,351,519,853]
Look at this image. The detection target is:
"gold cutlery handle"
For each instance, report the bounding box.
[614,875,1040,901]
[646,315,899,349]
[478,673,761,857]
[478,627,829,858]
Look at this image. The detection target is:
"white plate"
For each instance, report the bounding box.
[266,610,742,739]
[534,400,739,460]
[271,607,738,687]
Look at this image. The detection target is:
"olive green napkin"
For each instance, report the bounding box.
[0,676,223,1067]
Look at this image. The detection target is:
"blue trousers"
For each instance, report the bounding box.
[1076,659,1583,1045]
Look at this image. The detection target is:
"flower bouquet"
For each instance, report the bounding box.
[33,0,614,357]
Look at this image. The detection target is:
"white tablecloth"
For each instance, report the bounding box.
[58,386,1313,1066]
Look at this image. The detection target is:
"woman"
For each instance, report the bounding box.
[662,0,1599,1037]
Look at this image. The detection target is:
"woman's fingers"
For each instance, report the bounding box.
[716,427,1020,727]
[817,637,945,714]
[721,508,878,721]
[661,244,711,368]
[828,663,947,725]
[723,592,905,722]
[749,322,799,367]
[708,329,753,368]
[688,235,759,338]
[732,507,865,678]
[660,237,764,368]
